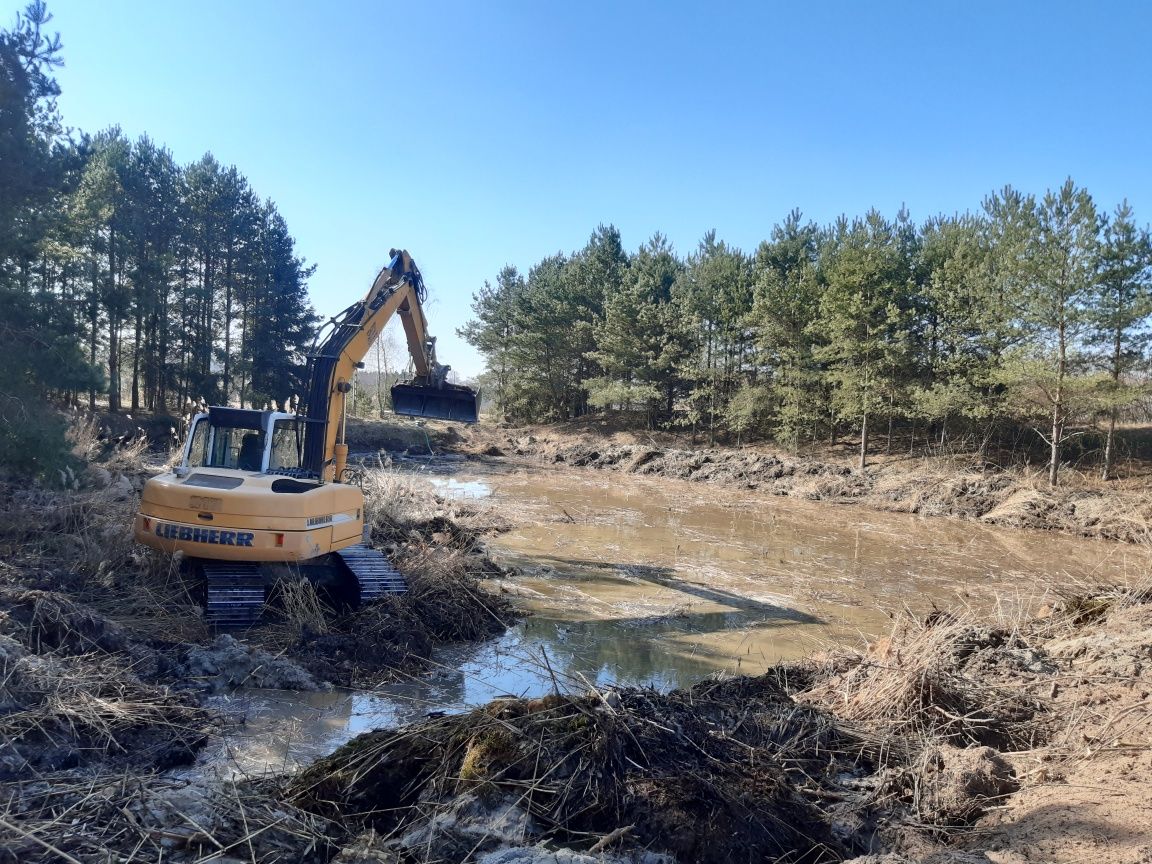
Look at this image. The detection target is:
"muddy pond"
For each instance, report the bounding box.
[199,460,1150,776]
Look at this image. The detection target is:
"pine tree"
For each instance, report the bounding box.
[815,210,913,469]
[749,210,823,449]
[458,265,523,418]
[1093,201,1152,479]
[1019,180,1100,486]
[587,233,690,424]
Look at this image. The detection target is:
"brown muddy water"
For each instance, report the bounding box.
[198,460,1151,777]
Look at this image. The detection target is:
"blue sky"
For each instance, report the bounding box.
[39,0,1152,379]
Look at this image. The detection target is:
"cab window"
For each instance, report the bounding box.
[187,419,210,467]
[269,420,304,472]
[186,420,265,470]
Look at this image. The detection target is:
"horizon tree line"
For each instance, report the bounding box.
[462,187,1152,486]
[1,2,317,476]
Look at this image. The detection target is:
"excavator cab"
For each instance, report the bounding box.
[391,381,481,422]
[182,407,311,476]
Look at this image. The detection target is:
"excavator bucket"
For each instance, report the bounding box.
[391,383,481,423]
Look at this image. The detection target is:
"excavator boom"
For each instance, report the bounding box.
[301,249,479,480]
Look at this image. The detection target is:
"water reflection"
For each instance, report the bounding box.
[199,459,1151,776]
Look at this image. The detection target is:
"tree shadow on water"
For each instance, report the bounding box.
[523,554,822,628]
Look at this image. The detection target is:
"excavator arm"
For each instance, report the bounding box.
[301,249,479,480]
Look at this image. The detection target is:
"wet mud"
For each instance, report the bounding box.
[472,432,1152,543]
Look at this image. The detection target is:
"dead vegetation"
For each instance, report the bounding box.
[0,444,521,860]
[289,682,857,863]
[275,467,516,687]
[1,414,1148,861]
[0,773,338,864]
[267,586,1150,863]
[801,614,1049,753]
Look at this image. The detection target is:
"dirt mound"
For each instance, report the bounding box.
[284,542,514,687]
[911,745,1018,826]
[181,634,324,691]
[273,469,516,687]
[0,586,130,655]
[345,417,465,454]
[0,632,212,778]
[290,686,858,863]
[0,773,337,864]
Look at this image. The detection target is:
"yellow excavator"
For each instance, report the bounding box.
[134,250,480,626]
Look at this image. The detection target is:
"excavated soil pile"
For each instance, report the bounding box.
[283,472,515,687]
[290,679,862,864]
[284,589,1152,863]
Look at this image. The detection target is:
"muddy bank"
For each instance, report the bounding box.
[272,588,1152,864]
[461,430,1152,544]
[4,468,1149,864]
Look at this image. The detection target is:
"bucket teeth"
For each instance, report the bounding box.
[336,544,408,602]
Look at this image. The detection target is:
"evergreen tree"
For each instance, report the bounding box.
[1014,180,1100,486]
[1093,201,1152,479]
[815,210,913,468]
[458,265,523,419]
[586,233,691,424]
[749,210,823,448]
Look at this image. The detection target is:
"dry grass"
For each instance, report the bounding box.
[360,463,505,543]
[0,772,336,864]
[273,577,331,638]
[0,634,211,775]
[800,612,1047,754]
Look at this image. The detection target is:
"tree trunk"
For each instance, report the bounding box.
[1102,410,1117,481]
[108,321,120,411]
[88,256,98,410]
[1102,329,1122,481]
[222,240,234,404]
[375,338,383,415]
[131,306,142,413]
[1049,320,1067,487]
[107,226,121,412]
[1048,403,1062,486]
[859,411,868,470]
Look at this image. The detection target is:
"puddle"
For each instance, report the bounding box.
[426,475,492,498]
[202,460,1151,776]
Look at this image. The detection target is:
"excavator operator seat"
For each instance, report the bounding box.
[237,434,263,471]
